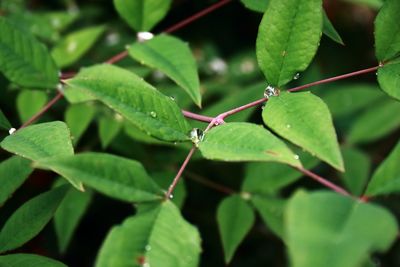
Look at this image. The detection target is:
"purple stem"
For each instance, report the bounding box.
[182,110,214,123]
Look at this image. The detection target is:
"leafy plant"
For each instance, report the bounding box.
[0,0,400,266]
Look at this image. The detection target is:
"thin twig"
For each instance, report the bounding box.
[19,92,64,130]
[182,110,214,123]
[288,66,380,92]
[185,171,236,195]
[166,147,197,199]
[295,166,350,196]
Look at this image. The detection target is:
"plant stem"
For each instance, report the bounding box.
[105,0,232,65]
[182,110,214,123]
[295,166,350,196]
[288,65,380,92]
[164,0,232,34]
[185,171,236,195]
[19,92,64,129]
[166,146,197,199]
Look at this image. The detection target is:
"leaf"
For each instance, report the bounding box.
[374,0,400,62]
[217,195,255,263]
[342,0,382,9]
[0,254,67,267]
[65,103,96,145]
[0,185,68,253]
[262,92,344,171]
[35,152,163,202]
[251,195,286,238]
[17,90,48,123]
[65,64,191,142]
[113,0,172,31]
[96,201,201,267]
[1,121,74,161]
[365,139,400,196]
[322,10,344,45]
[0,17,59,88]
[377,61,400,101]
[286,191,398,267]
[256,0,323,86]
[240,0,269,12]
[242,150,319,195]
[152,171,187,209]
[98,115,123,149]
[0,109,11,130]
[199,122,301,167]
[54,185,93,254]
[51,25,106,68]
[340,148,371,196]
[347,99,400,144]
[320,84,384,118]
[0,157,33,206]
[129,35,201,107]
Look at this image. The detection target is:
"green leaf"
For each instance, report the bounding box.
[98,115,123,149]
[51,25,106,68]
[322,11,344,45]
[377,61,400,101]
[65,103,96,145]
[340,148,371,196]
[0,109,11,130]
[54,184,93,254]
[347,99,400,144]
[35,152,163,202]
[0,254,67,267]
[263,92,344,171]
[129,35,201,107]
[0,17,59,89]
[65,64,191,142]
[320,84,384,118]
[0,157,33,206]
[242,150,319,195]
[286,191,398,267]
[365,139,400,196]
[199,122,301,167]
[343,0,382,9]
[17,90,48,123]
[96,201,201,267]
[240,0,269,12]
[124,122,170,146]
[256,0,323,86]
[152,171,186,209]
[374,0,400,61]
[113,0,172,31]
[217,195,255,263]
[0,186,68,253]
[1,121,74,161]
[251,195,286,238]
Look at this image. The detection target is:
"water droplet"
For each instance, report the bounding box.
[169,194,174,199]
[142,263,150,267]
[114,113,123,121]
[293,73,300,80]
[137,31,154,42]
[152,70,166,80]
[173,142,177,145]
[169,96,175,101]
[208,58,227,75]
[8,128,16,135]
[106,32,120,46]
[189,128,204,147]
[241,192,251,200]
[294,154,300,160]
[264,85,280,99]
[67,41,77,53]
[379,62,384,67]
[286,124,291,129]
[150,111,157,118]
[145,245,151,251]
[57,83,64,93]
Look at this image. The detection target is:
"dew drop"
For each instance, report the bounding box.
[189,128,204,147]
[264,85,280,99]
[286,124,291,129]
[169,96,176,101]
[150,111,157,118]
[67,41,77,53]
[137,31,154,42]
[241,192,251,200]
[8,128,16,135]
[169,194,174,199]
[142,263,150,267]
[293,73,300,80]
[294,154,300,160]
[106,32,120,46]
[208,58,227,75]
[145,245,151,251]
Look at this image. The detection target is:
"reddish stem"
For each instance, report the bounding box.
[19,92,64,130]
[164,0,232,34]
[295,167,350,196]
[288,66,380,92]
[182,110,214,123]
[105,50,129,65]
[166,147,197,199]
